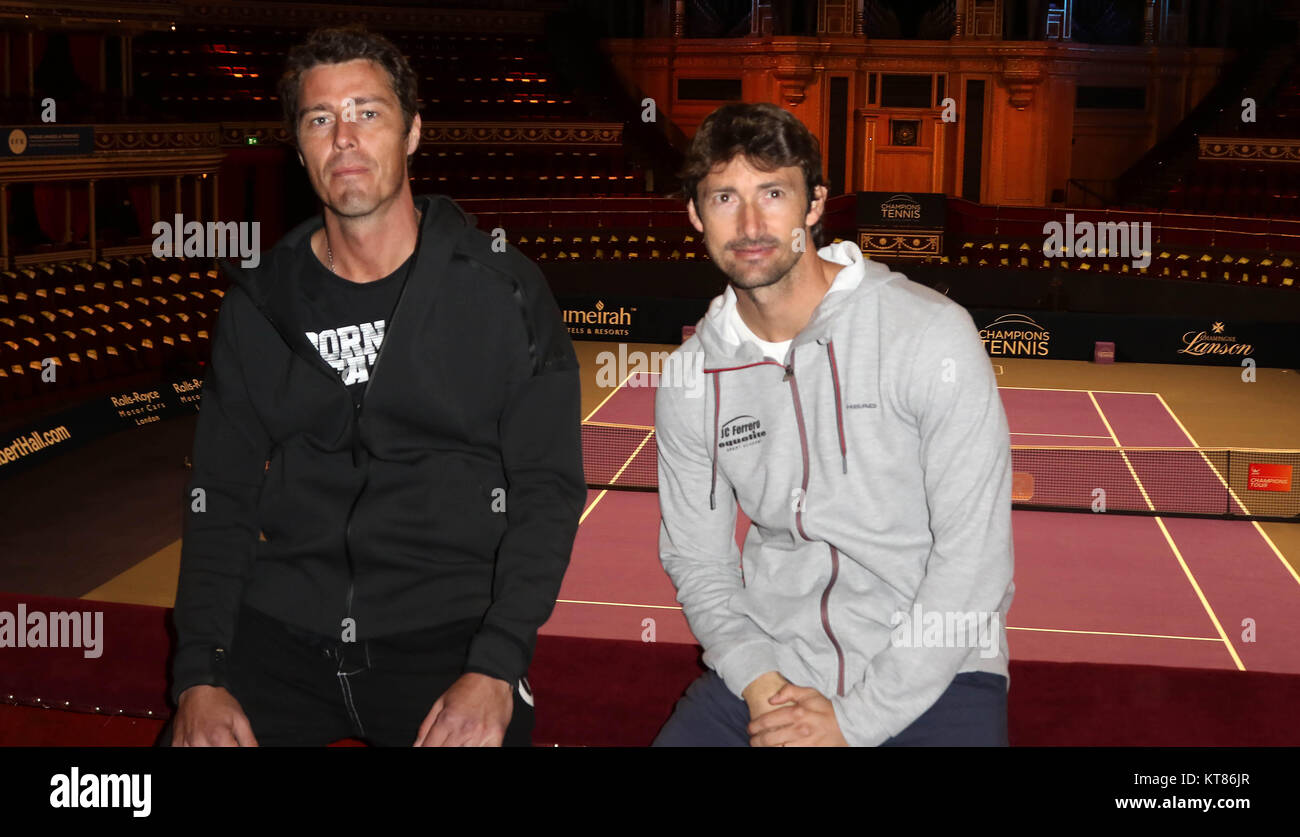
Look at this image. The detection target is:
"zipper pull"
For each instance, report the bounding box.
[783,363,794,382]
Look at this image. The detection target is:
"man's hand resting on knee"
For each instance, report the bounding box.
[413,672,514,747]
[742,671,794,724]
[171,685,259,747]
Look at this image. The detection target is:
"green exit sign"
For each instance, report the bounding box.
[246,136,258,145]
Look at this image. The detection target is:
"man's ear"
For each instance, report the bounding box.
[407,112,422,158]
[686,198,705,235]
[804,183,829,229]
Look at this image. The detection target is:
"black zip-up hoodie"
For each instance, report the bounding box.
[170,194,585,704]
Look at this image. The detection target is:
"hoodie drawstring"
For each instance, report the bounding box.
[824,339,848,475]
[709,371,721,510]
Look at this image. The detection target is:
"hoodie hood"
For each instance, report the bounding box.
[221,193,473,310]
[694,241,900,369]
[690,241,902,508]
[215,193,476,385]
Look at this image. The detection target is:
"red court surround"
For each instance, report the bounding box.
[2,593,1300,746]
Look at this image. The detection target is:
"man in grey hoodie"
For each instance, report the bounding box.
[652,103,1015,747]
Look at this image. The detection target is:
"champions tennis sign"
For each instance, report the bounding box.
[978,313,1051,357]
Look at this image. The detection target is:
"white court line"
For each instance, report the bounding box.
[1151,391,1300,593]
[1088,390,1246,671]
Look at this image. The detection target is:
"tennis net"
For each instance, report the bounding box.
[580,422,1300,522]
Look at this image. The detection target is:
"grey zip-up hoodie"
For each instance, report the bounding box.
[655,241,1015,746]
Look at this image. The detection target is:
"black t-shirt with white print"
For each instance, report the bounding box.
[300,241,411,409]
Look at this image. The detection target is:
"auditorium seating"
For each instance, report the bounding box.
[0,257,222,417]
[946,200,1300,289]
[127,22,673,200]
[412,149,649,199]
[133,27,585,123]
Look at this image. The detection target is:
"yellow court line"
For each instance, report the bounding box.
[578,427,655,526]
[1247,523,1300,589]
[1010,432,1113,439]
[1150,391,1300,592]
[579,490,608,525]
[583,420,656,431]
[1086,391,1156,511]
[551,600,1227,642]
[1088,390,1245,671]
[1151,391,1203,446]
[582,368,639,422]
[558,599,683,611]
[1149,391,1250,512]
[609,431,655,481]
[999,386,1160,395]
[1153,516,1245,670]
[1008,626,1222,642]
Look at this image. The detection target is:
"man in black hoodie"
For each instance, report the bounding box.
[167,26,584,746]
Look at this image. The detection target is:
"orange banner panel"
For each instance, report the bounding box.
[1248,463,1292,492]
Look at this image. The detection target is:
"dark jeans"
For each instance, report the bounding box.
[159,604,534,747]
[652,669,1008,747]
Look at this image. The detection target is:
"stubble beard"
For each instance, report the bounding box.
[319,153,408,220]
[325,179,388,219]
[719,241,802,294]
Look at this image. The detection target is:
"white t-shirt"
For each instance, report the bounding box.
[730,315,794,365]
[721,241,866,365]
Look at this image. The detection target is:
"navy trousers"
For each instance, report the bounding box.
[652,669,1008,747]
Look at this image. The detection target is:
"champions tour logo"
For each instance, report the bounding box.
[880,194,922,221]
[979,313,1051,357]
[563,300,635,338]
[719,415,766,451]
[1179,321,1254,358]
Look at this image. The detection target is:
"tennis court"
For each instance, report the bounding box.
[542,368,1300,675]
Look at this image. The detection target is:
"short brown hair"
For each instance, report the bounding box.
[679,102,826,245]
[278,24,419,144]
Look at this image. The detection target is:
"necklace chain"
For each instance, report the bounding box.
[325,207,421,275]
